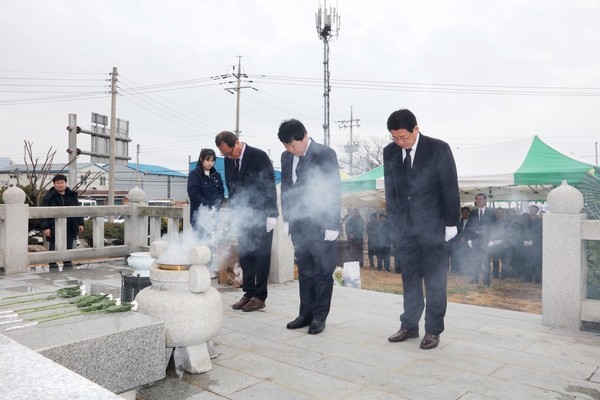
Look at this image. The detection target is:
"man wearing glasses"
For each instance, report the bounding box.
[384,109,460,350]
[215,131,279,312]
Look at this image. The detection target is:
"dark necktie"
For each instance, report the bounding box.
[404,148,412,176]
[294,156,304,183]
[479,209,482,221]
[235,159,240,177]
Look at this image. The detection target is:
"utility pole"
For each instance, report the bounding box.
[316,1,340,147]
[136,143,142,187]
[337,106,360,175]
[67,114,78,185]
[108,67,118,212]
[223,56,257,138]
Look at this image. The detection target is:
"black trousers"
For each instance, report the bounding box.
[368,244,376,268]
[48,233,77,265]
[237,225,273,301]
[471,248,492,285]
[293,227,337,322]
[397,226,448,335]
[349,238,364,266]
[375,246,391,271]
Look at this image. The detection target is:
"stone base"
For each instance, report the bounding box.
[180,343,213,374]
[5,312,165,394]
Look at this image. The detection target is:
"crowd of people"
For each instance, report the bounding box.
[344,198,544,285]
[450,198,544,285]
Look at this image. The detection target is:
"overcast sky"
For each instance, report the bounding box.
[2,0,600,175]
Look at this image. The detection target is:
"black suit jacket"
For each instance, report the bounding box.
[465,208,496,249]
[224,144,279,227]
[383,134,460,245]
[280,138,341,235]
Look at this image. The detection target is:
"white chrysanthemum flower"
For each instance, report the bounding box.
[107,294,113,301]
[131,300,138,312]
[79,285,87,295]
[0,318,22,326]
[115,298,121,306]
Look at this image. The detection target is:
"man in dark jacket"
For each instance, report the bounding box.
[216,131,279,312]
[345,208,364,267]
[384,109,460,350]
[365,213,378,269]
[40,174,84,268]
[374,213,392,272]
[278,119,341,335]
[464,193,496,286]
[520,205,543,283]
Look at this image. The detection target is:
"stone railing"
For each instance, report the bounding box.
[0,186,192,274]
[0,186,294,283]
[543,181,600,330]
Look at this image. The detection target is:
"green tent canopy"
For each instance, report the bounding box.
[341,136,594,205]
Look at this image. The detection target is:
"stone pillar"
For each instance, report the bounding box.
[125,186,148,253]
[0,187,29,273]
[269,186,295,284]
[182,204,191,234]
[542,181,586,330]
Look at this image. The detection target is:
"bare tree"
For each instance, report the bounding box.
[337,136,388,176]
[16,141,103,206]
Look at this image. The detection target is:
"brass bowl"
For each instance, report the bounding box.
[158,263,191,271]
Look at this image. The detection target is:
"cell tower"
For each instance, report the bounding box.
[316,1,340,147]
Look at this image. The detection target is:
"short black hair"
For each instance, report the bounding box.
[387,109,417,132]
[475,193,487,201]
[461,206,470,212]
[52,173,67,183]
[278,119,307,144]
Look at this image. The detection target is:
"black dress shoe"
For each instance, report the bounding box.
[287,316,311,329]
[308,320,326,335]
[420,333,440,350]
[388,328,419,342]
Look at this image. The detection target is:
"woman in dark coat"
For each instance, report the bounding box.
[187,148,225,243]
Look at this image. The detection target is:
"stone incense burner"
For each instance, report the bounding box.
[135,241,223,374]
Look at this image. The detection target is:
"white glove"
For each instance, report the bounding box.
[445,226,457,242]
[488,241,495,247]
[208,207,216,215]
[467,240,473,248]
[324,230,338,241]
[266,217,277,233]
[494,240,502,245]
[283,221,290,238]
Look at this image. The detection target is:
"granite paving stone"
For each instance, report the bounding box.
[402,360,567,400]
[217,352,363,399]
[492,364,600,400]
[1,262,600,399]
[228,381,314,400]
[443,339,597,379]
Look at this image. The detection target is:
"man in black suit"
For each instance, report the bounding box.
[384,109,460,350]
[449,206,472,275]
[464,193,496,286]
[278,119,341,335]
[215,131,279,312]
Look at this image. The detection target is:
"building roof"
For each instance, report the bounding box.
[123,163,187,177]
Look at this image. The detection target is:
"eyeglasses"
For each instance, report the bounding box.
[220,148,234,157]
[392,131,413,142]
